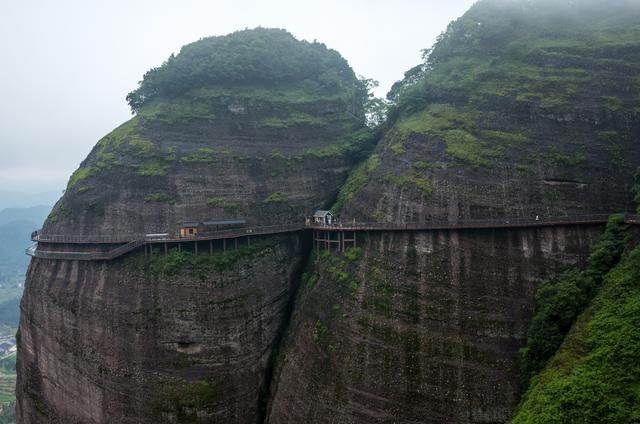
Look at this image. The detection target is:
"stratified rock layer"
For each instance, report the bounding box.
[268,1,640,423]
[17,29,368,424]
[268,226,602,423]
[18,235,304,423]
[335,0,640,223]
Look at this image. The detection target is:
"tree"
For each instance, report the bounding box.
[358,77,388,128]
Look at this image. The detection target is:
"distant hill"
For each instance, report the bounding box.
[0,190,59,211]
[0,205,50,344]
[0,205,50,227]
[0,205,50,288]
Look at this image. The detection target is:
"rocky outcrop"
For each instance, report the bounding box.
[267,226,603,423]
[17,28,368,423]
[19,235,304,423]
[43,87,367,235]
[267,1,640,423]
[333,0,640,223]
[17,2,640,424]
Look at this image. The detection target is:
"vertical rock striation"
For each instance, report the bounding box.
[268,226,602,423]
[17,2,640,423]
[268,1,640,423]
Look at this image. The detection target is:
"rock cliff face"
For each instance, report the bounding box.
[43,85,367,235]
[267,1,640,423]
[17,29,369,423]
[19,235,303,423]
[17,2,640,424]
[267,226,602,423]
[332,0,640,223]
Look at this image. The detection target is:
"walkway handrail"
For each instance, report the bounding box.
[32,233,146,243]
[32,223,306,244]
[31,214,637,244]
[104,240,145,259]
[26,214,637,261]
[26,224,306,261]
[306,214,636,231]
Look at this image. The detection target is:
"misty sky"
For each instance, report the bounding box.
[0,0,476,195]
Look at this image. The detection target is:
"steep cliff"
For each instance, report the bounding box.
[45,29,369,235]
[17,28,369,423]
[268,226,604,423]
[18,2,640,423]
[267,1,640,423]
[333,0,640,222]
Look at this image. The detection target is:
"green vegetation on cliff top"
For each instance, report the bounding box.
[126,28,366,113]
[384,0,640,167]
[328,0,640,215]
[64,29,372,193]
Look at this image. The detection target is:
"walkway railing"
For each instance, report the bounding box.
[31,224,305,244]
[154,223,305,243]
[27,224,305,261]
[31,232,145,243]
[305,213,634,232]
[26,214,637,261]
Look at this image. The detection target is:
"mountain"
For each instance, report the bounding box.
[16,2,640,424]
[0,192,59,211]
[17,28,372,424]
[0,206,49,227]
[265,1,640,423]
[0,206,50,285]
[335,0,640,222]
[0,205,50,338]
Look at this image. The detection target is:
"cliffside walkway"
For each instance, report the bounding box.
[26,214,638,261]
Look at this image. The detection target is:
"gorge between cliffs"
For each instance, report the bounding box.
[15,1,640,423]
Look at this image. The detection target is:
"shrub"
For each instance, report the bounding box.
[512,244,640,423]
[126,28,365,114]
[180,148,215,163]
[520,214,630,379]
[263,192,288,204]
[146,241,276,276]
[144,193,175,204]
[137,162,169,176]
[331,154,381,215]
[67,167,94,189]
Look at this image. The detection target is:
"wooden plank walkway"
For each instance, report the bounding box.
[306,213,636,232]
[27,224,304,261]
[25,214,638,261]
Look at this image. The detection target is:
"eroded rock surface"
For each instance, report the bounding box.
[268,226,602,423]
[17,28,368,424]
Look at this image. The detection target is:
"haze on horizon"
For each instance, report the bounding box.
[0,0,476,197]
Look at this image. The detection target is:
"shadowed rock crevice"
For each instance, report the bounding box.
[257,234,313,424]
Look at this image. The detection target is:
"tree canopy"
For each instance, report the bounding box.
[126,28,365,113]
[385,0,640,117]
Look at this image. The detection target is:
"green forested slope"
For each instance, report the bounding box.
[126,27,365,113]
[519,215,631,379]
[385,0,640,168]
[511,240,640,423]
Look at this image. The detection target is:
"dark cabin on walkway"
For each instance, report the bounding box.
[313,210,333,225]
